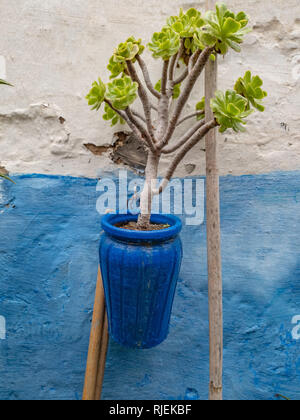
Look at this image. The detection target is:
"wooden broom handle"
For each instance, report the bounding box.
[82,268,108,400]
[94,312,109,400]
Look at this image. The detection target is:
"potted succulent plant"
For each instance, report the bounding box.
[0,79,14,183]
[87,2,267,349]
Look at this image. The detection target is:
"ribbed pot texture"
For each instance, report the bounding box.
[100,214,183,349]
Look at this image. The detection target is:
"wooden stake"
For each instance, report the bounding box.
[205,0,223,401]
[94,312,109,400]
[82,268,108,400]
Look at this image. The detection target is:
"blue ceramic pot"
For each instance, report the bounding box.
[100,214,183,349]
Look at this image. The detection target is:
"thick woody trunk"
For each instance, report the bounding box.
[137,152,159,229]
[138,72,167,229]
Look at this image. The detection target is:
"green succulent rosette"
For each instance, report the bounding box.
[167,8,205,38]
[234,71,267,112]
[86,78,106,111]
[127,36,145,56]
[114,37,144,63]
[107,37,145,79]
[199,2,251,54]
[106,76,139,110]
[211,90,253,133]
[148,28,181,60]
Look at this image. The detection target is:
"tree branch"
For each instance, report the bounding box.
[173,68,189,86]
[104,99,131,125]
[104,99,150,148]
[131,109,146,124]
[174,40,185,76]
[158,46,214,149]
[161,59,169,96]
[176,111,205,127]
[126,60,156,143]
[125,107,157,154]
[168,53,177,84]
[162,119,205,154]
[188,49,201,74]
[169,40,184,85]
[155,60,170,142]
[136,55,161,100]
[154,119,217,194]
[173,48,202,86]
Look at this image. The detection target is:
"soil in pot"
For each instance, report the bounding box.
[114,221,170,231]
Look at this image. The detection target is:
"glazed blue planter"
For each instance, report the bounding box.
[100,214,183,349]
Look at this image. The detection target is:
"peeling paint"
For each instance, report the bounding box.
[185,164,196,175]
[84,143,111,156]
[110,132,147,173]
[0,165,8,176]
[85,131,147,173]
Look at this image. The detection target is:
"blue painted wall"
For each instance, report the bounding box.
[0,172,299,400]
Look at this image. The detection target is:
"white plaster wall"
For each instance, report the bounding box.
[0,0,299,178]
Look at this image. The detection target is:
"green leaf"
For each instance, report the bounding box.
[223,17,241,35]
[216,2,228,22]
[0,79,12,86]
[252,101,265,112]
[196,97,205,111]
[0,173,15,183]
[172,22,184,33]
[186,8,198,19]
[226,39,241,52]
[227,103,240,116]
[196,97,205,120]
[252,75,263,88]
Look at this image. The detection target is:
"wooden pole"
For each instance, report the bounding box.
[94,312,109,400]
[82,268,108,400]
[205,0,223,401]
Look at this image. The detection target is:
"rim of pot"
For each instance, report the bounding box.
[101,213,182,243]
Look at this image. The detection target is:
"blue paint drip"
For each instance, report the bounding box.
[0,172,299,400]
